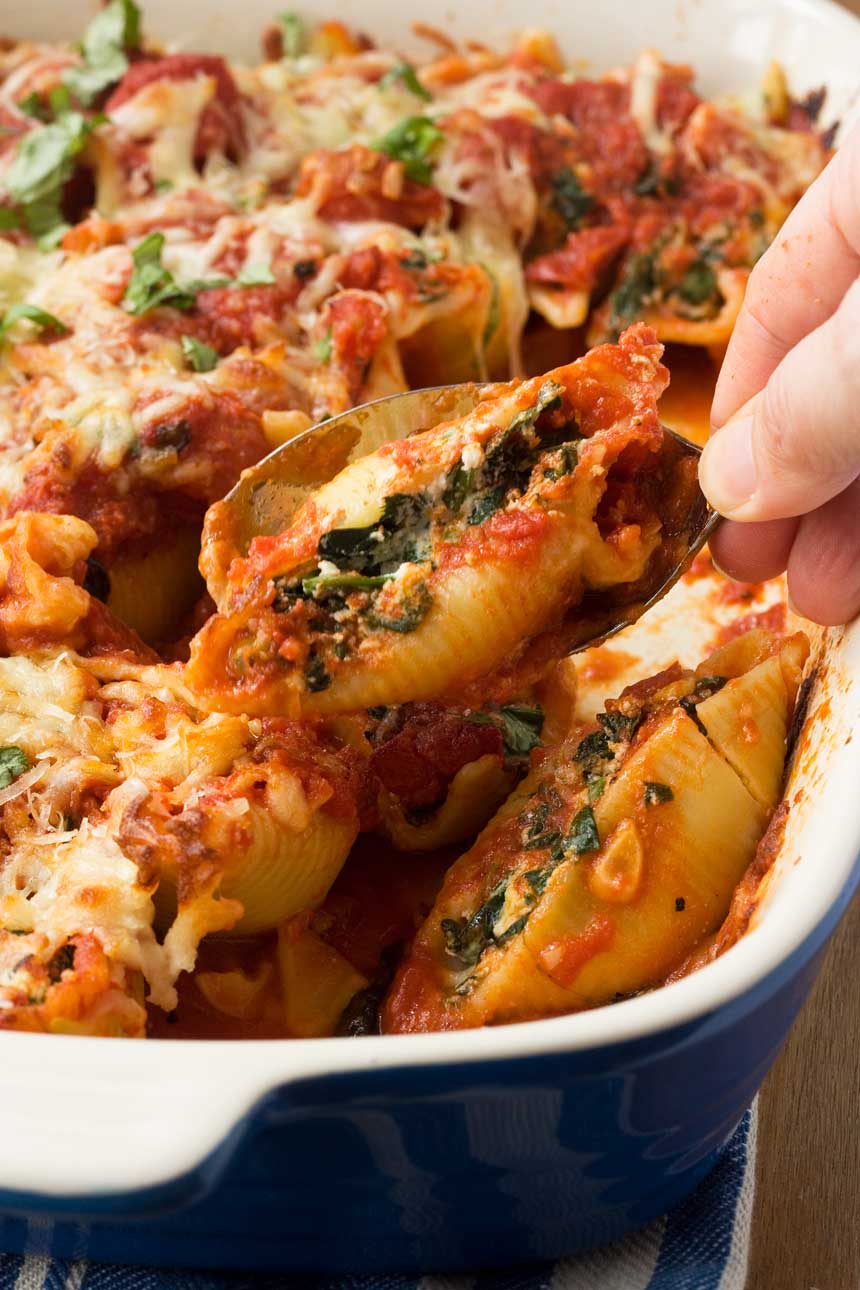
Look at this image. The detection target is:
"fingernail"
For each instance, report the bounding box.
[699,416,757,517]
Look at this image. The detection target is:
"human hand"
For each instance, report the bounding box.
[698,124,860,625]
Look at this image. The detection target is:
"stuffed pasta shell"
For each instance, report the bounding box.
[0,513,365,1032]
[383,628,809,1032]
[188,324,702,717]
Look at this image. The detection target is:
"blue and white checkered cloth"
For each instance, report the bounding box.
[0,1104,756,1290]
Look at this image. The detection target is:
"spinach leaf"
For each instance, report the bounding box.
[64,0,141,106]
[371,115,444,185]
[317,492,430,574]
[694,674,727,698]
[314,327,332,363]
[301,572,392,595]
[608,251,658,336]
[574,730,613,764]
[597,709,642,743]
[644,781,674,806]
[304,654,330,692]
[0,745,29,789]
[566,805,600,855]
[367,579,431,634]
[550,167,593,229]
[379,63,432,102]
[676,259,717,306]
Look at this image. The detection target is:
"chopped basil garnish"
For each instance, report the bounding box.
[123,233,197,314]
[0,745,29,789]
[279,11,307,58]
[237,262,276,286]
[314,327,332,363]
[379,63,432,102]
[181,335,219,372]
[371,115,443,185]
[64,0,141,106]
[6,110,94,247]
[0,302,67,339]
[550,167,593,229]
[644,781,674,806]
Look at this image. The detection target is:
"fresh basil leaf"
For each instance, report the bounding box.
[64,0,141,106]
[18,93,49,121]
[371,115,443,185]
[314,327,333,363]
[0,302,67,339]
[181,334,218,372]
[279,11,306,58]
[379,63,432,102]
[498,704,544,756]
[237,262,276,286]
[0,209,20,231]
[5,109,97,246]
[122,232,196,314]
[0,745,29,789]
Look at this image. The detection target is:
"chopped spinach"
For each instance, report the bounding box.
[0,745,29,789]
[607,251,658,336]
[367,579,432,634]
[574,730,613,764]
[466,485,506,526]
[585,772,606,803]
[680,696,708,736]
[567,804,600,855]
[313,327,333,364]
[644,781,674,806]
[441,879,508,968]
[676,259,718,306]
[597,709,642,743]
[550,167,593,229]
[48,943,76,983]
[302,572,392,595]
[317,491,431,575]
[293,259,318,280]
[304,654,331,692]
[694,674,727,698]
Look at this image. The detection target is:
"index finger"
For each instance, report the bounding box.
[712,122,860,429]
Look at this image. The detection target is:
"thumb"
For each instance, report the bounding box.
[700,275,860,522]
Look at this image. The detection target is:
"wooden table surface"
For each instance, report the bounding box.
[744,7,860,1286]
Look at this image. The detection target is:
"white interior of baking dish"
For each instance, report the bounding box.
[0,0,857,1202]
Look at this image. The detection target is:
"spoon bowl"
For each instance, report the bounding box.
[202,383,720,654]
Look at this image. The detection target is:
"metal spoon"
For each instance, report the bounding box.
[203,383,720,655]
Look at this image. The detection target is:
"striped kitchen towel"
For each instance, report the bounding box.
[0,1104,757,1290]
